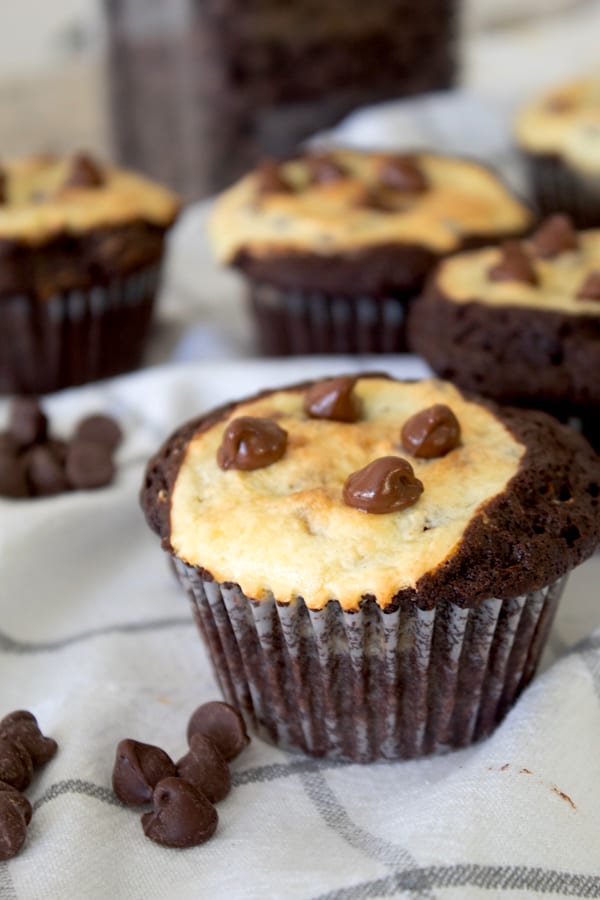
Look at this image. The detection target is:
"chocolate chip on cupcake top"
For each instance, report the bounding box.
[432,224,600,315]
[516,75,600,173]
[209,149,533,263]
[0,153,179,243]
[161,377,525,610]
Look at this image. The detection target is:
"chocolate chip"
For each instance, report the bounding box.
[65,440,115,490]
[343,456,424,514]
[141,777,218,849]
[401,404,461,459]
[306,153,347,185]
[0,792,28,861]
[0,738,33,791]
[576,271,600,301]
[256,160,291,195]
[531,214,578,258]
[74,414,122,451]
[377,155,428,193]
[112,739,177,807]
[217,417,287,472]
[304,376,360,422]
[176,734,231,804]
[187,702,249,762]
[64,153,104,189]
[8,398,48,449]
[0,782,32,826]
[488,241,538,285]
[0,713,57,768]
[0,452,29,499]
[25,445,69,497]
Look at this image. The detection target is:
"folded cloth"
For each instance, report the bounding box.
[0,358,599,900]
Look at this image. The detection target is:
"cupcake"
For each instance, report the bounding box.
[515,74,600,227]
[141,374,600,762]
[0,152,179,395]
[408,215,600,449]
[208,149,533,355]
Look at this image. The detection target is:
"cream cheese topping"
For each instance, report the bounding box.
[436,229,600,315]
[516,75,600,174]
[170,378,524,610]
[209,150,532,263]
[0,157,179,244]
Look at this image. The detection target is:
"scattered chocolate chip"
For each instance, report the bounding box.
[187,702,249,762]
[488,241,538,285]
[0,792,28,861]
[0,738,33,792]
[25,445,69,496]
[0,782,32,826]
[576,270,600,301]
[176,734,231,804]
[63,152,104,189]
[141,777,218,849]
[306,153,347,185]
[74,414,122,451]
[531,214,578,258]
[401,404,461,459]
[0,712,57,768]
[256,160,291,195]
[378,155,428,193]
[65,440,115,490]
[343,456,424,514]
[0,452,29,499]
[8,398,47,449]
[217,417,287,472]
[112,739,177,807]
[304,376,360,422]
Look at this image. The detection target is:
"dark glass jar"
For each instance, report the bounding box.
[103,0,459,199]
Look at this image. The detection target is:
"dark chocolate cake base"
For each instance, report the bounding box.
[176,560,565,763]
[523,152,600,229]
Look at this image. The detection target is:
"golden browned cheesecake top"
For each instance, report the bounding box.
[209,149,532,263]
[435,220,600,314]
[515,74,600,173]
[0,153,180,244]
[169,377,524,611]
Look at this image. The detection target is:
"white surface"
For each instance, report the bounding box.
[0,359,599,900]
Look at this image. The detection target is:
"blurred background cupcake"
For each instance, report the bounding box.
[209,148,532,355]
[515,73,600,228]
[0,152,179,394]
[408,215,600,448]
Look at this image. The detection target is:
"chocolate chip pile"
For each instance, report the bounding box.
[0,397,122,499]
[112,701,249,849]
[0,711,58,860]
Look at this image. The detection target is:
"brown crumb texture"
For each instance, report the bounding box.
[407,282,600,411]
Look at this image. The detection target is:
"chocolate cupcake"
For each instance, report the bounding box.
[0,153,179,394]
[408,216,600,448]
[209,149,533,355]
[515,75,600,227]
[141,374,600,762]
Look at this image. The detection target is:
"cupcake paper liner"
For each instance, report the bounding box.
[249,283,412,355]
[176,559,566,763]
[524,153,600,229]
[0,262,161,395]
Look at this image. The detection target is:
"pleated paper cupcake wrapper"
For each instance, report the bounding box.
[248,283,414,356]
[525,153,600,229]
[175,560,566,763]
[0,262,162,395]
